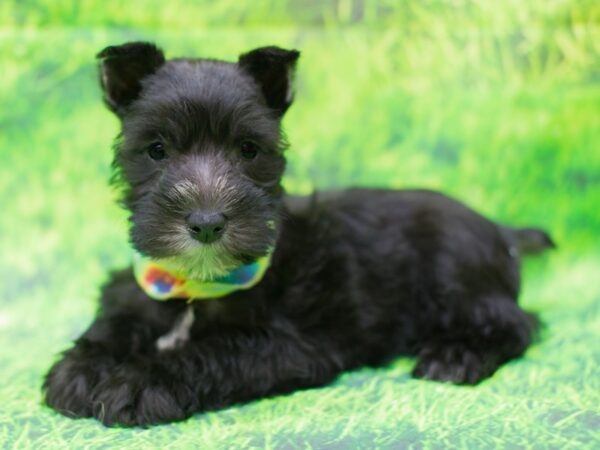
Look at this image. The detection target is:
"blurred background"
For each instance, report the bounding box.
[1,1,599,448]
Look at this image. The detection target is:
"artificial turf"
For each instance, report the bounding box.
[1,1,599,448]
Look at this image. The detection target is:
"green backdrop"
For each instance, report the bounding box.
[1,1,599,448]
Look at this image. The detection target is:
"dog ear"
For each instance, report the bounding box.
[238,46,300,116]
[97,42,165,116]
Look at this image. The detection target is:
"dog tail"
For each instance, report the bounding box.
[504,227,556,256]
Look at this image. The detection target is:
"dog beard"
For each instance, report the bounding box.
[145,220,276,280]
[158,246,242,280]
[143,223,240,280]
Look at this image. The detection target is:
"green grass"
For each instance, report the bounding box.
[1,1,599,448]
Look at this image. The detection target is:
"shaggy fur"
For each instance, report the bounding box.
[43,42,554,427]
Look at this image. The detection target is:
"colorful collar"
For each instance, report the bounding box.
[133,251,272,301]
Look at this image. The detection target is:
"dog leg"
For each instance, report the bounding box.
[43,314,156,418]
[412,295,538,384]
[88,325,345,426]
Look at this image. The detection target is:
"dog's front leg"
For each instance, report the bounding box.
[43,313,160,420]
[88,323,345,427]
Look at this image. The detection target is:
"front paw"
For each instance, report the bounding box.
[44,341,115,418]
[412,344,497,385]
[91,361,195,427]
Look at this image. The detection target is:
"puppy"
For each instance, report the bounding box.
[43,42,554,427]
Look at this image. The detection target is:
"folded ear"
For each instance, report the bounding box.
[238,46,300,116]
[97,42,165,116]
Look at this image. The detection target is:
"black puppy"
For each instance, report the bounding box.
[44,42,554,427]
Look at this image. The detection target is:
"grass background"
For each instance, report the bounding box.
[1,0,599,448]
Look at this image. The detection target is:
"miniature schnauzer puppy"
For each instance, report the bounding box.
[43,42,554,427]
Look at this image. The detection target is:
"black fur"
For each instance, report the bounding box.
[98,42,166,116]
[43,42,554,427]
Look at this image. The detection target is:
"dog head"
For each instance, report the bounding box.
[98,42,299,279]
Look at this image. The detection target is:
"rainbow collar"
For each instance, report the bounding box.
[133,251,272,301]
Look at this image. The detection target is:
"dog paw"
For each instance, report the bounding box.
[412,345,497,385]
[91,362,194,427]
[44,343,114,418]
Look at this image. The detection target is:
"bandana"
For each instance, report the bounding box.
[133,251,272,301]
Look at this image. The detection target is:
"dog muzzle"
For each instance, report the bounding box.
[133,251,272,301]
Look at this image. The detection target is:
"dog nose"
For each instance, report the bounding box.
[186,211,227,244]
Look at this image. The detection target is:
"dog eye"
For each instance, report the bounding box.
[240,141,259,160]
[147,142,167,161]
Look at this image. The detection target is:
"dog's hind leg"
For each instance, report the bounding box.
[411,294,538,384]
